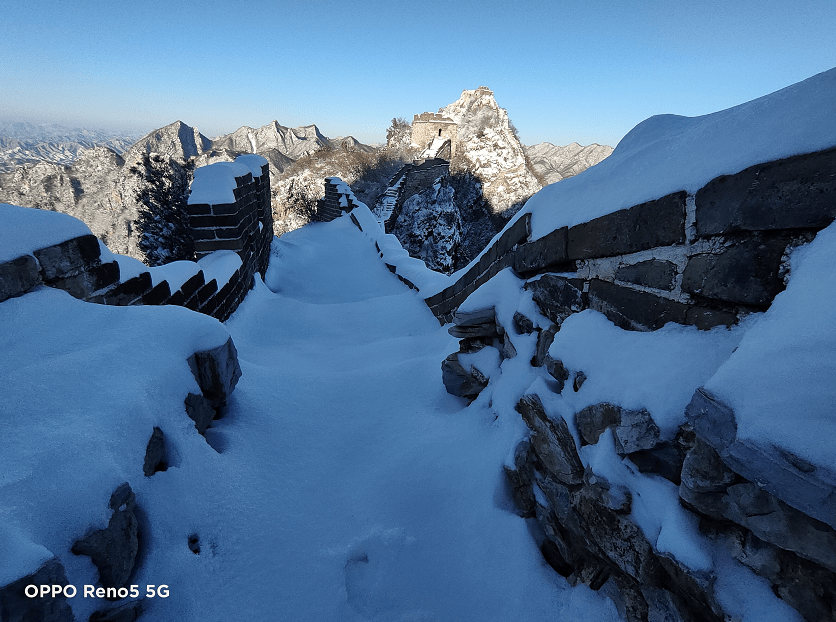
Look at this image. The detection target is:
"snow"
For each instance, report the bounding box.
[704,220,836,468]
[188,161,252,205]
[0,521,54,586]
[0,216,623,621]
[233,153,268,179]
[347,205,454,294]
[712,542,804,622]
[458,267,525,330]
[582,430,713,572]
[197,250,241,287]
[509,67,836,242]
[147,260,202,290]
[0,203,92,263]
[549,310,746,438]
[0,287,231,620]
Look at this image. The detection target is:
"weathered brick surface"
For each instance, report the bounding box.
[103,273,153,306]
[142,281,171,305]
[567,192,687,260]
[524,275,584,324]
[681,236,789,306]
[588,279,689,331]
[52,261,120,300]
[33,234,101,280]
[615,259,678,291]
[513,227,569,274]
[0,255,41,302]
[695,146,836,236]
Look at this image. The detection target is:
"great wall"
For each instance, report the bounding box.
[2,90,836,622]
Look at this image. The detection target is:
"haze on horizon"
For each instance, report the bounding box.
[2,0,835,148]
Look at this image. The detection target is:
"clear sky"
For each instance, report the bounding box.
[1,0,834,148]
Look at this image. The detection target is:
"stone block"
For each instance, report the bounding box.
[33,234,101,280]
[681,235,789,306]
[615,259,677,291]
[695,146,836,236]
[614,408,660,455]
[0,557,74,622]
[544,355,569,391]
[524,274,584,324]
[575,403,622,445]
[185,392,216,434]
[0,254,42,302]
[196,279,218,306]
[587,279,689,331]
[141,281,171,306]
[567,192,686,260]
[183,293,201,311]
[186,203,211,216]
[686,388,836,531]
[531,324,559,367]
[189,213,241,229]
[513,311,534,334]
[189,228,216,241]
[441,352,487,400]
[199,292,220,317]
[71,483,138,588]
[513,227,569,275]
[103,272,153,306]
[683,305,738,331]
[187,337,242,408]
[54,261,120,300]
[209,202,240,216]
[516,394,584,486]
[194,239,243,253]
[143,426,167,477]
[166,290,185,306]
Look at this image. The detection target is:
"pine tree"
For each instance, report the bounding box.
[130,153,195,266]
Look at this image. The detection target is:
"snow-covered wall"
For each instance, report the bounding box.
[0,154,273,322]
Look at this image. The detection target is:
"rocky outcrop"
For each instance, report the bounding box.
[0,557,75,622]
[505,395,726,622]
[392,177,461,274]
[524,142,613,185]
[72,483,139,589]
[186,337,242,434]
[439,87,541,217]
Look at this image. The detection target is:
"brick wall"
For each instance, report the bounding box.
[424,146,836,330]
[1,159,274,323]
[316,177,366,222]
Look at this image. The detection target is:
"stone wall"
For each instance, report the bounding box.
[186,161,272,264]
[0,160,273,323]
[375,159,451,233]
[439,145,836,622]
[426,146,836,331]
[317,177,365,222]
[424,213,531,323]
[411,112,457,157]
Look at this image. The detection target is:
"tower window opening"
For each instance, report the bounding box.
[438,129,442,136]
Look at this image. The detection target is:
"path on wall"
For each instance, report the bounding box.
[149,216,622,621]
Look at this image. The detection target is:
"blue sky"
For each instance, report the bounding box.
[1,0,834,147]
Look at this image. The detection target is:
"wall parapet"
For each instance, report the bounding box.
[0,154,273,322]
[424,146,836,331]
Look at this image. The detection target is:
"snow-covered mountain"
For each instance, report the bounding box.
[525,141,613,185]
[0,118,378,257]
[438,86,542,217]
[0,121,141,172]
[212,121,328,161]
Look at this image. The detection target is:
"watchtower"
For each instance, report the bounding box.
[411,113,457,159]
